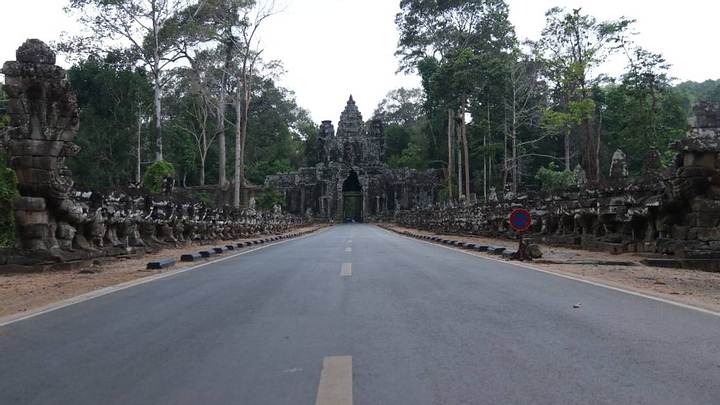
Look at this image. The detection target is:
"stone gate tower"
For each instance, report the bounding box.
[266,96,441,221]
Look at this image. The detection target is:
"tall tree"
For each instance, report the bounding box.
[226,0,278,208]
[535,7,634,181]
[601,46,687,171]
[166,0,252,187]
[65,0,194,161]
[66,54,153,188]
[504,54,544,193]
[396,0,516,201]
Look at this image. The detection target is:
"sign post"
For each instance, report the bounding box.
[509,208,532,261]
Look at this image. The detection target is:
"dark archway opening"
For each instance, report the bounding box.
[342,170,363,222]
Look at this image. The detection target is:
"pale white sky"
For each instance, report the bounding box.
[2,0,719,122]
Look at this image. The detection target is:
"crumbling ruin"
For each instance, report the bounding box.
[265,96,442,221]
[1,40,305,268]
[391,102,720,270]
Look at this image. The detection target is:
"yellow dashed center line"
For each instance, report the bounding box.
[315,356,353,405]
[341,263,352,277]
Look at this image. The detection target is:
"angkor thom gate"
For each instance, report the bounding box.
[265,96,441,222]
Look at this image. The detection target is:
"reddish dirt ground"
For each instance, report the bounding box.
[384,224,720,313]
[0,225,326,319]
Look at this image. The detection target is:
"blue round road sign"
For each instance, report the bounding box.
[509,209,532,232]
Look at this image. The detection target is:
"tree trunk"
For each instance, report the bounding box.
[234,87,243,208]
[447,109,454,202]
[512,126,518,194]
[457,133,462,200]
[487,103,493,194]
[461,110,470,200]
[152,1,163,162]
[216,98,226,187]
[153,70,162,161]
[136,101,142,184]
[218,41,233,187]
[564,129,571,171]
[583,118,596,181]
[503,107,508,191]
[595,112,602,182]
[234,81,251,209]
[199,157,206,186]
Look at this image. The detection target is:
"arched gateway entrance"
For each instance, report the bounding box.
[342,170,363,222]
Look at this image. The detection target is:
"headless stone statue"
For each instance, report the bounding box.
[609,150,628,180]
[574,164,588,186]
[3,39,81,251]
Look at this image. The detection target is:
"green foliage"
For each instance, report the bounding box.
[191,191,214,207]
[301,122,322,167]
[0,155,19,248]
[373,88,425,125]
[675,79,720,106]
[258,188,284,211]
[67,54,152,188]
[535,163,576,190]
[542,109,579,134]
[143,160,175,193]
[389,143,427,170]
[602,50,689,172]
[243,79,310,183]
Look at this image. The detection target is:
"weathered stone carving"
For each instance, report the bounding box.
[3,39,81,251]
[609,149,628,180]
[266,96,441,221]
[1,40,307,267]
[574,164,587,186]
[390,103,720,265]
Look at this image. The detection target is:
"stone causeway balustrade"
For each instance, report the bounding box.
[1,39,307,269]
[387,102,720,269]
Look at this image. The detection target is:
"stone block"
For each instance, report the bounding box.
[697,227,720,241]
[56,223,76,240]
[181,253,203,262]
[9,139,65,157]
[10,156,58,170]
[685,249,720,259]
[15,209,48,226]
[146,258,176,270]
[14,197,47,212]
[528,244,543,259]
[14,167,53,186]
[488,246,506,255]
[691,198,720,213]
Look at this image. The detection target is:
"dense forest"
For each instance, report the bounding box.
[1,0,719,207]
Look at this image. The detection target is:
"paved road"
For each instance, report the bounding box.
[2,224,720,404]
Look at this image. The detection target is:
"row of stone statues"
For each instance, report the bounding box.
[392,102,720,261]
[1,39,306,265]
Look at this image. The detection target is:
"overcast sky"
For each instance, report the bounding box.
[2,0,719,122]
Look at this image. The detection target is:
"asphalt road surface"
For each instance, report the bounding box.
[2,224,720,405]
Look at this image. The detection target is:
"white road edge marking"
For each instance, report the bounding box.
[345,247,352,253]
[341,263,352,277]
[315,356,353,405]
[0,228,331,328]
[378,226,720,318]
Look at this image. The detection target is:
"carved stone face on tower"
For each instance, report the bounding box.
[320,95,385,166]
[2,39,81,200]
[336,95,364,138]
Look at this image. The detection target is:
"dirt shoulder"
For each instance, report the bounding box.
[383,224,720,314]
[0,225,326,319]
